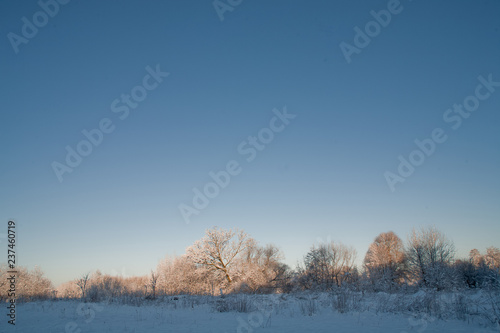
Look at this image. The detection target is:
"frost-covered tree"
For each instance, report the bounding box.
[364,231,406,291]
[28,266,54,298]
[57,280,81,298]
[186,227,253,285]
[302,242,356,289]
[124,275,148,296]
[156,255,216,295]
[0,264,7,300]
[0,265,53,300]
[485,247,500,271]
[470,249,483,266]
[238,243,290,293]
[457,247,500,288]
[405,227,455,289]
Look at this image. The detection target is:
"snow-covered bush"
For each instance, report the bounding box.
[213,294,256,313]
[0,265,53,301]
[332,288,362,313]
[298,297,318,316]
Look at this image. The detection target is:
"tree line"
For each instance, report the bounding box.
[1,226,499,301]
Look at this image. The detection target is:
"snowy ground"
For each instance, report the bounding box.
[2,292,499,332]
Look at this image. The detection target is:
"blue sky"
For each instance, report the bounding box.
[1,0,499,286]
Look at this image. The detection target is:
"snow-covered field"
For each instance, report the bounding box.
[2,292,499,332]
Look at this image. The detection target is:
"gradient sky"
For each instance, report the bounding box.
[1,0,499,286]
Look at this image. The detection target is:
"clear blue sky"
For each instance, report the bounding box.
[1,0,499,286]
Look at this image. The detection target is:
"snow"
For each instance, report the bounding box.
[2,293,499,333]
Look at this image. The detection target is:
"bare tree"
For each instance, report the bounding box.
[149,270,158,299]
[303,242,357,289]
[364,231,406,290]
[76,272,91,299]
[406,227,455,289]
[186,226,252,284]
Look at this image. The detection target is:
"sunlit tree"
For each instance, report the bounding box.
[364,231,406,290]
[186,227,253,285]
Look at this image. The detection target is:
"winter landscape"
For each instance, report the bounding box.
[2,0,500,332]
[2,227,500,332]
